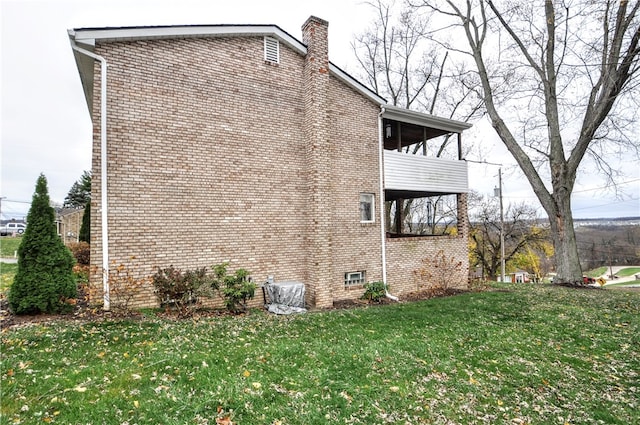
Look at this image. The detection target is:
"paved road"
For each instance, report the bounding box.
[597,265,640,286]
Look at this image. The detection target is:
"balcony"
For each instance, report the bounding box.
[383,150,468,199]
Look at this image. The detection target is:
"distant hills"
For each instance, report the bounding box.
[573,217,639,227]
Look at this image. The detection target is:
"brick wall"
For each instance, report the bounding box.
[327,76,383,302]
[385,233,470,296]
[385,192,470,296]
[88,30,384,309]
[85,22,468,309]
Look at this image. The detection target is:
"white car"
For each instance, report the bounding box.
[0,223,26,236]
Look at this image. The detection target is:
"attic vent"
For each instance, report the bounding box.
[264,36,280,63]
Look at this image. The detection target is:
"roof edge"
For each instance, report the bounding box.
[382,104,473,133]
[69,24,470,127]
[329,63,386,105]
[69,24,307,53]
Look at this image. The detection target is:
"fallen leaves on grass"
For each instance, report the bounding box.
[1,284,638,424]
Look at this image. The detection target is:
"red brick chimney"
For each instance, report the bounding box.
[301,16,333,308]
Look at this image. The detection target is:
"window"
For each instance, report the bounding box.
[360,193,375,223]
[264,37,279,63]
[345,271,366,287]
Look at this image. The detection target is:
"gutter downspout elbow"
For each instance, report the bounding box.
[69,40,110,311]
[378,107,398,302]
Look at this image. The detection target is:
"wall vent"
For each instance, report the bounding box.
[264,36,280,64]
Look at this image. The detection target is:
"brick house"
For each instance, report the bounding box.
[56,207,85,245]
[68,16,471,309]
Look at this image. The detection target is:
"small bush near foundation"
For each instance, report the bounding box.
[152,266,216,317]
[212,263,255,314]
[68,242,90,265]
[108,258,152,314]
[414,249,463,290]
[361,281,386,303]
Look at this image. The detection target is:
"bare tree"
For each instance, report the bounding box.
[353,0,433,109]
[469,192,550,281]
[405,194,458,235]
[353,0,484,135]
[419,0,640,284]
[353,0,484,231]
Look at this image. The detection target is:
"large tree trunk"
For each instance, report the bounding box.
[548,197,582,284]
[429,0,640,286]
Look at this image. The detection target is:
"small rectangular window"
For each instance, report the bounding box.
[264,37,280,63]
[360,193,375,223]
[345,271,366,286]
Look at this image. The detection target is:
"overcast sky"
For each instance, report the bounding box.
[1,0,638,221]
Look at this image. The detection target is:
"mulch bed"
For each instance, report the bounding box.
[0,283,118,330]
[1,285,472,330]
[332,287,468,309]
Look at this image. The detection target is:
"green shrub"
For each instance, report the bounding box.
[8,174,77,314]
[212,263,256,313]
[361,281,386,303]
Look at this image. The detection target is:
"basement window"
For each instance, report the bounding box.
[345,271,366,287]
[360,193,375,223]
[264,37,280,64]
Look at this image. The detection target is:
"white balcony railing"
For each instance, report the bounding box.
[383,150,468,193]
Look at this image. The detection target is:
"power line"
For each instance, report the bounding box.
[465,159,503,166]
[572,179,640,194]
[573,198,639,211]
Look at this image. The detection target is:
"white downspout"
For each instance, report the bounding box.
[70,42,110,311]
[378,107,398,301]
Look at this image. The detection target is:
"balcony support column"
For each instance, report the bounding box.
[395,122,403,235]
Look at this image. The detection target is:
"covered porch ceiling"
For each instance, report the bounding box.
[384,189,456,202]
[382,119,452,150]
[381,105,472,151]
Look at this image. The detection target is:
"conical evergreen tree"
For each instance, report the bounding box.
[63,170,91,208]
[79,200,90,243]
[8,174,77,314]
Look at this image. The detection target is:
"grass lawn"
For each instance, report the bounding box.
[0,263,18,293]
[1,284,639,425]
[0,236,21,258]
[584,267,607,278]
[0,236,20,292]
[615,267,640,278]
[606,280,640,287]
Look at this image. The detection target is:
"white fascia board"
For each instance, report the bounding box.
[382,104,472,133]
[70,25,307,54]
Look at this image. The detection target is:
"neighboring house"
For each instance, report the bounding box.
[68,16,472,309]
[511,270,531,283]
[56,208,84,245]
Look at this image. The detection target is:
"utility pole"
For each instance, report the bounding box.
[494,169,505,283]
[468,159,505,282]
